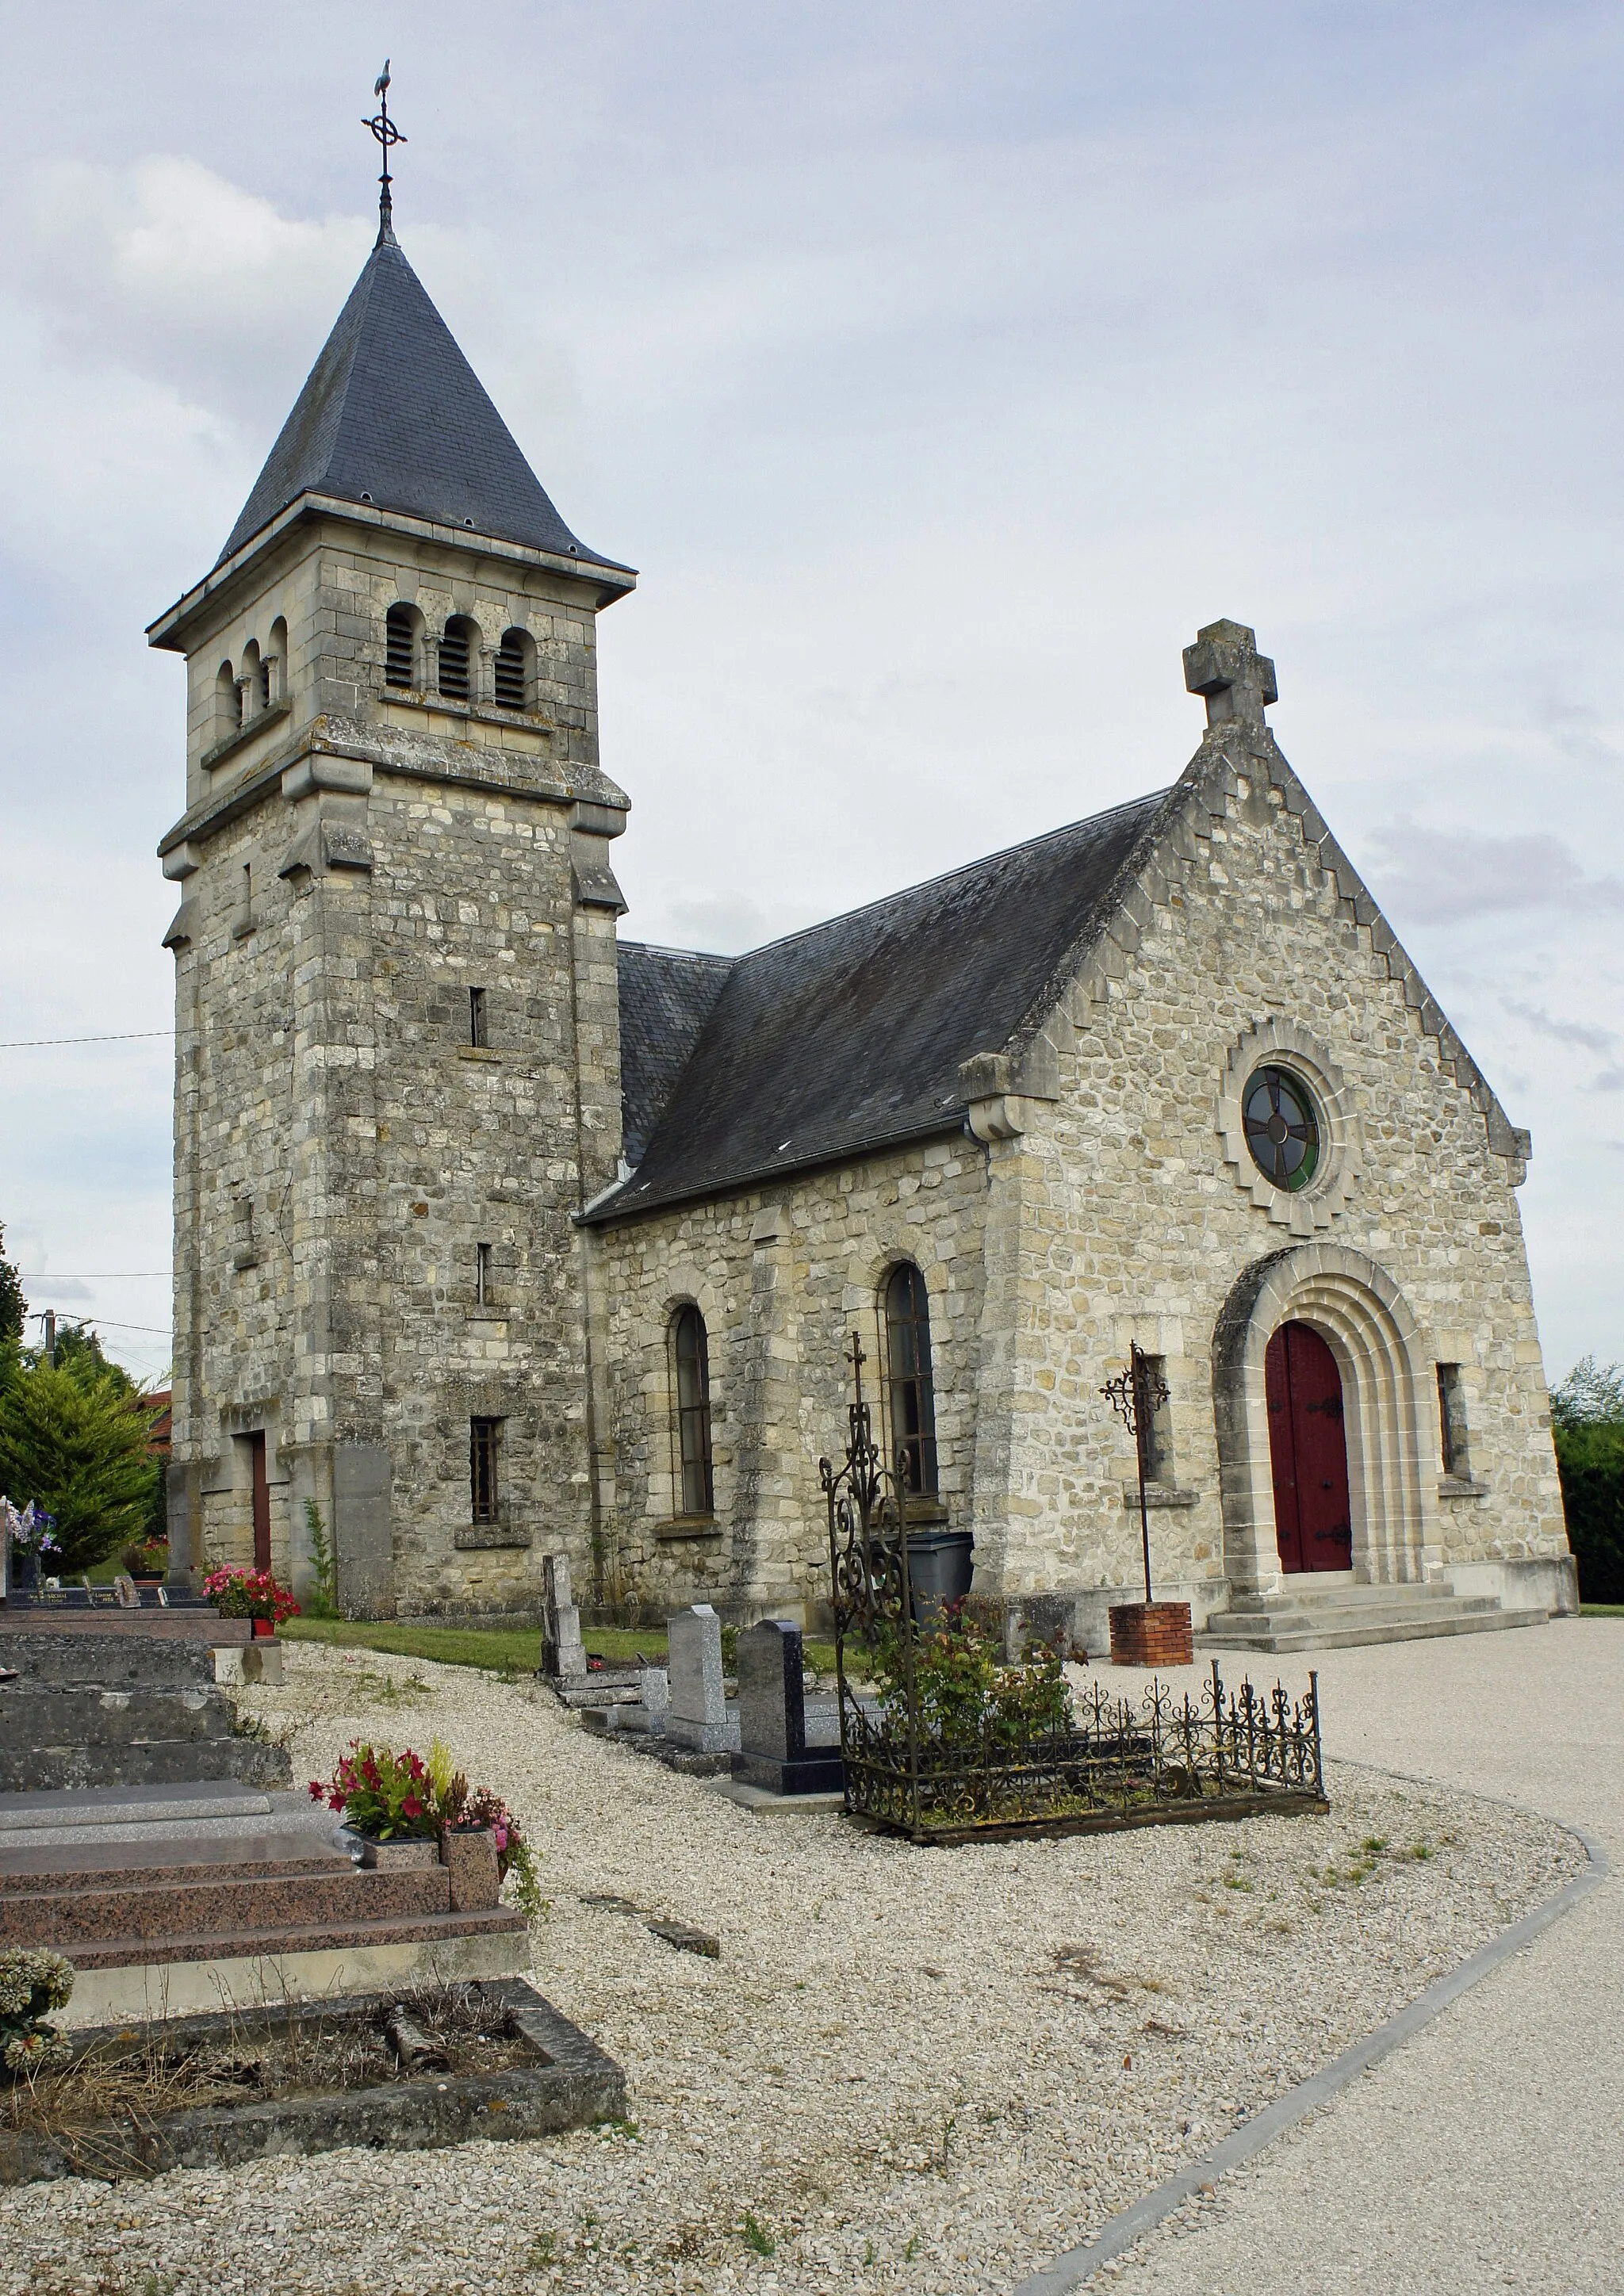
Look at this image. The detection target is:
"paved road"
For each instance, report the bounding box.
[1075,1619,1623,2294]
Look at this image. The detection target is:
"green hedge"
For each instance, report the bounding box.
[1555,1422,1624,1605]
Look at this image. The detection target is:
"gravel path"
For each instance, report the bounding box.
[1070,1617,1624,2294]
[0,1637,1591,2296]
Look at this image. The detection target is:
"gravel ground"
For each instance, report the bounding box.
[0,1641,1587,2296]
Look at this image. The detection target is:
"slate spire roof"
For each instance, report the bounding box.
[218,232,620,569]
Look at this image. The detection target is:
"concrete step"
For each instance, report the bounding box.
[0,1858,452,1948]
[0,1630,222,1689]
[1210,1597,1501,1635]
[5,1686,238,1747]
[0,1828,349,1884]
[1201,1605,1548,1654]
[0,1735,292,1795]
[59,1902,527,1973]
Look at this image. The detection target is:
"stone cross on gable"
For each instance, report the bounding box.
[1182,618,1278,729]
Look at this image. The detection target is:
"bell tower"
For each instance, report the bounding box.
[150,130,636,1619]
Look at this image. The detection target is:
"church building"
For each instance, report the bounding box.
[152,199,1576,1648]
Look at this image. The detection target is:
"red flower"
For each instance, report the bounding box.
[402,1795,423,1820]
[307,1780,323,1800]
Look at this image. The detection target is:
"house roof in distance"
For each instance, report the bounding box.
[592,791,1169,1223]
[218,233,625,571]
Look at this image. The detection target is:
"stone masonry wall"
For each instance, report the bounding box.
[593,1138,990,1623]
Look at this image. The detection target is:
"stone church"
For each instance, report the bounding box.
[153,205,1575,1647]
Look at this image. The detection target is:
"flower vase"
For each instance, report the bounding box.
[439,1826,501,1911]
[251,1617,276,1639]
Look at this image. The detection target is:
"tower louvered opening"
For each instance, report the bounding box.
[438,617,474,702]
[385,604,419,688]
[494,627,530,710]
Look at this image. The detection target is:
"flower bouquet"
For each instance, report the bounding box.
[202,1565,299,1634]
[308,1741,440,1867]
[2,1499,60,1595]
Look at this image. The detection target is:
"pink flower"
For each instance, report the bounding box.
[493,1826,508,1850]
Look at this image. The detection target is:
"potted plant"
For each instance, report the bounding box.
[308,1742,441,1868]
[121,1539,169,1587]
[202,1564,299,1637]
[426,1737,542,1914]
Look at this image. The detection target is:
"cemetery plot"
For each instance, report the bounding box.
[0,1979,622,2185]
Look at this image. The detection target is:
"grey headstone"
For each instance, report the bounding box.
[735,1618,845,1795]
[639,1665,669,1731]
[542,1552,588,1682]
[667,1605,731,1753]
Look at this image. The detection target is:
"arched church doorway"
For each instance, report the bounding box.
[1264,1322,1352,1573]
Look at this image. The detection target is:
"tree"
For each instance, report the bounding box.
[0,1357,163,1575]
[1548,1357,1624,1606]
[0,1223,24,1348]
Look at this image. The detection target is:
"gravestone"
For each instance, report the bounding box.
[667,1605,735,1754]
[540,1553,588,1682]
[735,1619,845,1794]
[639,1664,669,1733]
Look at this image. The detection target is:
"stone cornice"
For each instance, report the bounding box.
[147,492,636,653]
[157,715,630,863]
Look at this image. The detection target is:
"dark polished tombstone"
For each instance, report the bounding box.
[735,1619,844,1795]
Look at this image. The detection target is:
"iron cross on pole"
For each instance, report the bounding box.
[1101,1342,1170,1605]
[363,60,407,247]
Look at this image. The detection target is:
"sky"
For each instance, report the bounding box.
[0,1,1621,1391]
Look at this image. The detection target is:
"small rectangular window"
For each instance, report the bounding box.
[475,1242,492,1307]
[1139,1355,1174,1483]
[470,1417,501,1523]
[469,988,488,1048]
[1437,1364,1470,1479]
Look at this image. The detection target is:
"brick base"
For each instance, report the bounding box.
[1108,1601,1194,1668]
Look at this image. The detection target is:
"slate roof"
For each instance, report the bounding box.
[219,234,622,568]
[618,943,735,1169]
[592,790,1170,1222]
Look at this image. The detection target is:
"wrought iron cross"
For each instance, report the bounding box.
[1101,1341,1170,1605]
[363,60,407,245]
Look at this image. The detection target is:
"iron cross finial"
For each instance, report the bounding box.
[363,59,407,247]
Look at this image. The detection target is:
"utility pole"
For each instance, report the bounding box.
[43,1311,56,1365]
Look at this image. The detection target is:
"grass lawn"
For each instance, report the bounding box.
[1579,1601,1624,1617]
[281,1615,842,1676]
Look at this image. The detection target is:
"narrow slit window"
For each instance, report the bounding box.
[1437,1363,1470,1479]
[1139,1354,1174,1483]
[883,1261,938,1498]
[438,616,474,702]
[385,603,418,688]
[470,1417,501,1524]
[672,1305,714,1517]
[469,987,488,1048]
[475,1242,492,1307]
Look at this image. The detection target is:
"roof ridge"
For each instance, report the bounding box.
[619,940,735,966]
[724,787,1173,967]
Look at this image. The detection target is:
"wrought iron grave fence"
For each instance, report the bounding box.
[820,1337,1328,1844]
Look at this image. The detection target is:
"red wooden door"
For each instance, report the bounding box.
[1265,1323,1353,1573]
[248,1433,272,1573]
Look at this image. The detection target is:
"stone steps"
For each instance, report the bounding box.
[0,1630,225,1688]
[1200,1585,1549,1654]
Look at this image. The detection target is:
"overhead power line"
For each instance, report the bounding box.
[0,1031,170,1049]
